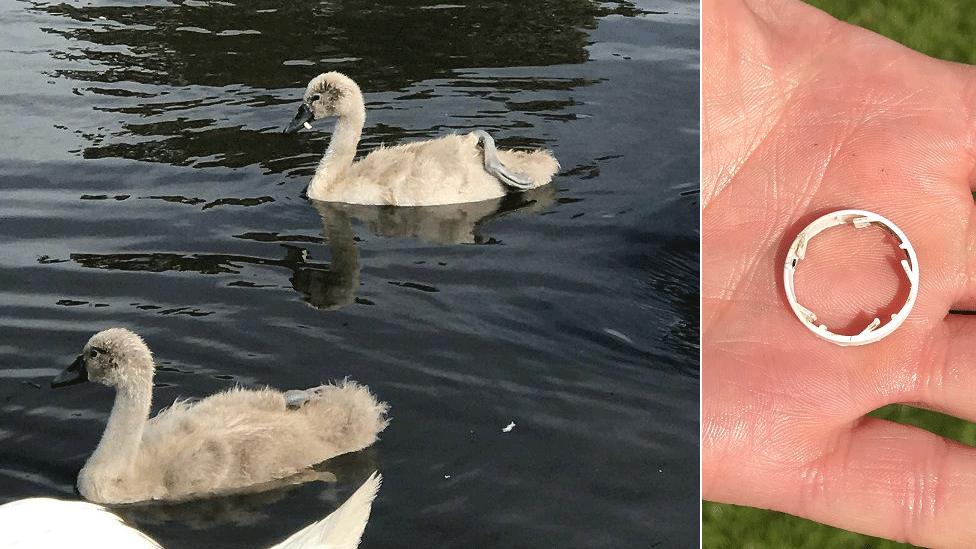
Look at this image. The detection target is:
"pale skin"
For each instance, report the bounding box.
[702,0,976,547]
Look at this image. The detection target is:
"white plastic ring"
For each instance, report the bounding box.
[783,209,919,347]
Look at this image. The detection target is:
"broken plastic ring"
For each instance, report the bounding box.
[783,209,918,347]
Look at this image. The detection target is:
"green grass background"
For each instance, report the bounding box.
[702,1,976,547]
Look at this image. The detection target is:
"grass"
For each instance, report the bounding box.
[807,0,976,65]
[703,5,976,546]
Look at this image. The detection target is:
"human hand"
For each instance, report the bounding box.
[702,0,976,546]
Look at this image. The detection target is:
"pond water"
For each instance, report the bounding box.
[0,0,699,547]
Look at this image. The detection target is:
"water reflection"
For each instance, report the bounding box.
[38,0,645,89]
[69,249,308,276]
[290,208,359,311]
[635,234,699,373]
[33,0,645,169]
[75,83,584,173]
[66,186,554,310]
[113,452,379,530]
[314,183,555,245]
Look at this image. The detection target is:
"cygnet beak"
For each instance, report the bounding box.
[51,355,89,388]
[284,103,314,134]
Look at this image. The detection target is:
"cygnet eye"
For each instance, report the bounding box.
[89,348,99,358]
[310,93,321,103]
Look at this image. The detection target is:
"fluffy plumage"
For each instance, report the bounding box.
[52,328,388,504]
[0,472,382,549]
[285,72,559,206]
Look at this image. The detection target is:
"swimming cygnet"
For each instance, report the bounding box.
[0,471,382,549]
[50,328,388,504]
[283,71,559,206]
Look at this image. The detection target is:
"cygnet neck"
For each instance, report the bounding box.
[309,105,365,197]
[86,364,154,475]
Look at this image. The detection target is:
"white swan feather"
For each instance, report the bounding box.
[0,473,381,549]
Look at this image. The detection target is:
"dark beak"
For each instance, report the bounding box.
[51,355,89,388]
[284,103,314,134]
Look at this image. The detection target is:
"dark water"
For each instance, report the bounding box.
[0,0,699,547]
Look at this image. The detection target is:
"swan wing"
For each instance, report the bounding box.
[267,472,381,549]
[0,498,163,549]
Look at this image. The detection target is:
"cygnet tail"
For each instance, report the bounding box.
[304,379,390,456]
[267,472,382,549]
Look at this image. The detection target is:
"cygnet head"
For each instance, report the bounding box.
[51,328,154,391]
[284,71,363,133]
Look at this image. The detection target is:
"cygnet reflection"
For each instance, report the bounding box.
[311,183,556,246]
[288,185,555,309]
[111,451,380,530]
[63,186,554,311]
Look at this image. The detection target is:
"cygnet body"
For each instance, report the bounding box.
[284,71,559,206]
[0,472,382,549]
[51,328,388,504]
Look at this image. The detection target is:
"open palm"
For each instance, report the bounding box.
[702,0,976,546]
